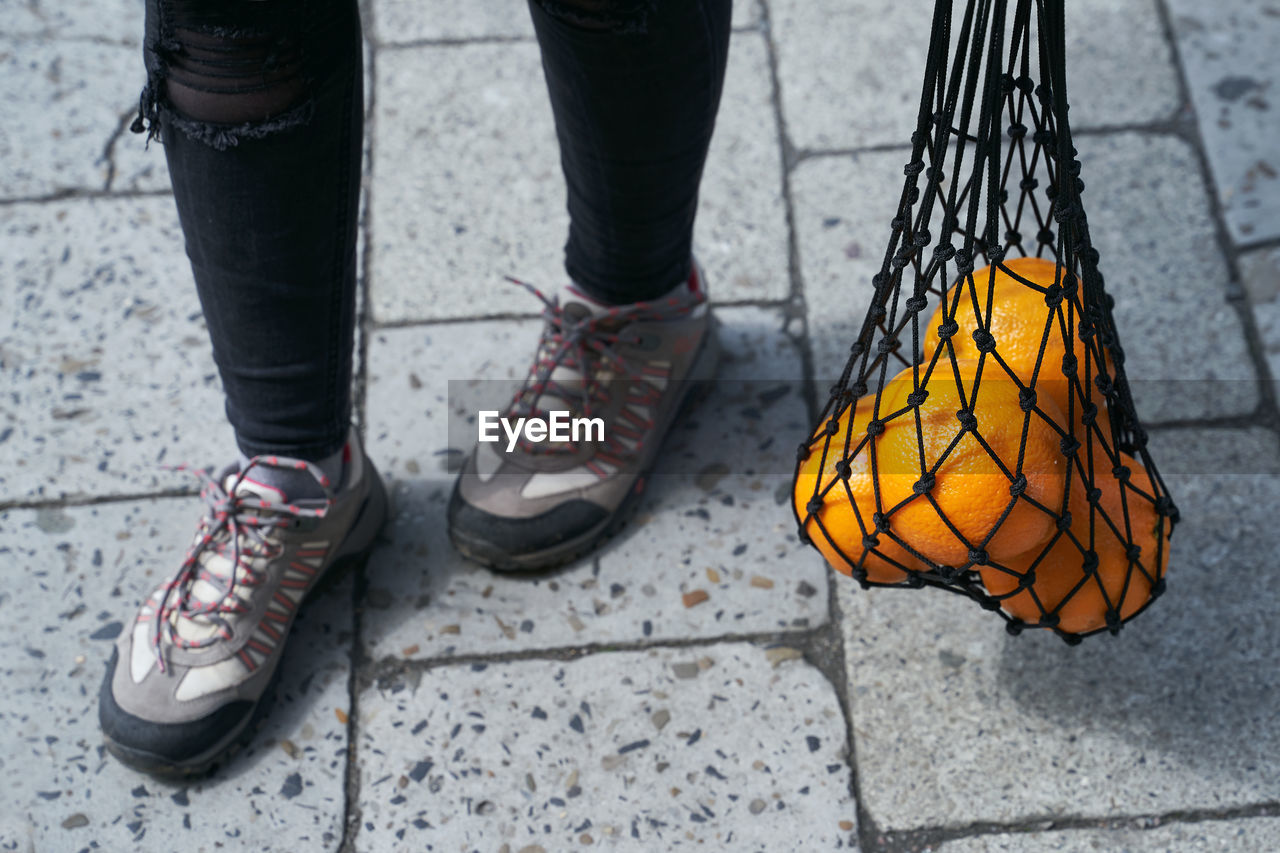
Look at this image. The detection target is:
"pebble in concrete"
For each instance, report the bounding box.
[937,816,1280,852]
[360,307,826,660]
[354,643,856,850]
[791,133,1258,422]
[836,428,1280,830]
[0,499,352,852]
[1164,0,1280,244]
[0,198,232,503]
[770,0,1180,152]
[370,32,786,323]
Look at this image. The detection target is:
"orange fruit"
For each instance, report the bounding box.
[921,256,1114,448]
[796,359,1067,571]
[978,451,1171,634]
[794,395,922,584]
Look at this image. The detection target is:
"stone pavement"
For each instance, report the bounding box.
[1,0,1278,851]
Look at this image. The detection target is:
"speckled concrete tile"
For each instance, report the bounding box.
[359,306,825,660]
[1240,246,1280,389]
[0,38,164,199]
[937,817,1280,852]
[370,0,537,42]
[370,0,759,44]
[835,427,1280,830]
[792,133,1258,422]
[1164,1,1280,244]
[109,128,172,194]
[353,643,856,851]
[1039,133,1257,421]
[0,498,353,852]
[770,0,1180,152]
[2,0,141,44]
[693,33,789,304]
[369,31,786,324]
[0,198,233,503]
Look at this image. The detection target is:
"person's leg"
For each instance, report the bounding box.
[100,0,388,777]
[142,0,363,468]
[448,0,732,570]
[531,0,732,304]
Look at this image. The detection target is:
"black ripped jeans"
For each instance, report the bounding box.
[138,0,731,461]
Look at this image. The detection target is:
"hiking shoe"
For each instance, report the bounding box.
[99,429,388,776]
[448,262,718,571]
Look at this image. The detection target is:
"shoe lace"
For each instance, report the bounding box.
[150,456,335,673]
[505,276,701,456]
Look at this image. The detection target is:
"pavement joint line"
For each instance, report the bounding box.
[875,800,1280,853]
[356,624,823,689]
[1224,299,1280,431]
[1068,115,1197,139]
[2,34,138,48]
[375,34,535,51]
[367,297,796,330]
[0,187,173,207]
[792,142,916,167]
[1142,411,1278,432]
[755,4,814,417]
[0,486,199,513]
[788,119,1200,172]
[98,108,134,193]
[340,13,380,850]
[337,557,372,853]
[757,2,871,849]
[1235,234,1280,254]
[1149,0,1280,432]
[373,33,529,49]
[370,23,763,52]
[810,583,873,850]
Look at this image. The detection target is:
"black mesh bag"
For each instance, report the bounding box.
[792,0,1179,642]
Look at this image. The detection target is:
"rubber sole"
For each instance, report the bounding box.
[102,463,391,778]
[450,322,720,573]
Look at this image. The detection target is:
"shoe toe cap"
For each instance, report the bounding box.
[447,485,608,570]
[99,648,254,772]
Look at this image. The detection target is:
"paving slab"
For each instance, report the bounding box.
[1164,0,1280,244]
[770,0,1180,153]
[834,427,1280,831]
[0,498,353,852]
[1240,245,1280,388]
[110,125,172,194]
[0,198,232,504]
[371,0,759,43]
[369,32,787,324]
[353,642,856,851]
[791,133,1258,423]
[937,817,1280,852]
[692,34,789,304]
[1,0,141,44]
[1065,133,1258,421]
[0,38,167,199]
[360,306,825,661]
